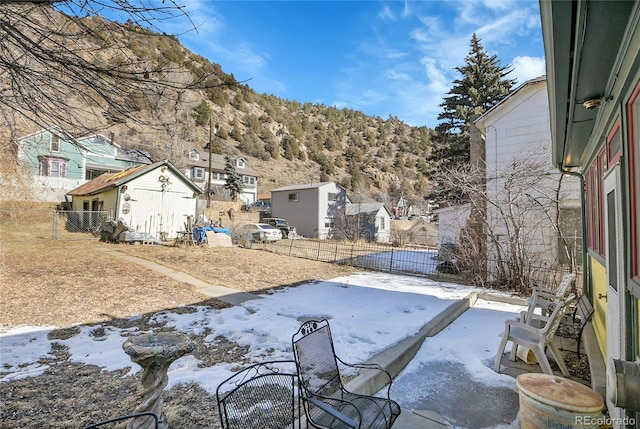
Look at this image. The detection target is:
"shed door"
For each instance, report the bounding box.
[129,188,193,239]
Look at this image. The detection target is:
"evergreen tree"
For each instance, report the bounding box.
[428,34,515,205]
[224,156,244,202]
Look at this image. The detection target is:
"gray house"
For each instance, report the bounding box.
[270,182,349,239]
[185,150,258,204]
[344,202,392,243]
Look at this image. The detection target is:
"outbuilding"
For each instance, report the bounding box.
[68,160,202,240]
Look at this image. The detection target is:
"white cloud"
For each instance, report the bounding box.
[378,5,396,21]
[510,56,546,85]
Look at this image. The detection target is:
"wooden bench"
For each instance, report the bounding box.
[556,294,595,359]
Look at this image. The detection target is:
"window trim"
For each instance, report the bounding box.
[627,80,640,283]
[607,119,622,169]
[585,148,606,258]
[50,134,60,152]
[288,192,299,202]
[39,156,68,177]
[192,167,205,180]
[597,147,607,257]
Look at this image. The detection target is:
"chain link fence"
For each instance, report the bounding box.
[0,209,111,241]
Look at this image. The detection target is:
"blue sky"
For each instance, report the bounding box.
[161,1,545,129]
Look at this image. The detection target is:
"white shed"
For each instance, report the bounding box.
[68,160,202,239]
[434,204,471,246]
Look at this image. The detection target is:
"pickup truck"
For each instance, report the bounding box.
[261,217,296,239]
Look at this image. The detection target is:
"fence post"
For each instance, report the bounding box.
[334,241,339,263]
[389,248,394,272]
[289,236,294,256]
[52,211,58,240]
[316,240,321,261]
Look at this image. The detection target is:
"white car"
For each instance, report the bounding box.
[235,223,283,245]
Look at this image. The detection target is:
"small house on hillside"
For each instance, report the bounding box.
[343,202,392,243]
[15,126,152,202]
[271,182,349,239]
[68,160,201,240]
[185,150,258,204]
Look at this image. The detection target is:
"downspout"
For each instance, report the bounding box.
[557,163,589,299]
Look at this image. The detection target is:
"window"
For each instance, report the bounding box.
[242,176,256,185]
[607,120,622,168]
[628,81,640,281]
[39,157,68,177]
[328,192,338,202]
[288,192,299,202]
[236,158,246,169]
[558,207,583,267]
[189,150,199,161]
[50,134,60,152]
[596,147,607,256]
[192,167,205,180]
[585,148,606,257]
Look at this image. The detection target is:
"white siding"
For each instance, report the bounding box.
[435,204,471,245]
[121,168,197,238]
[476,79,581,268]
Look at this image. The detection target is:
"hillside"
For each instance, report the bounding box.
[2,7,435,211]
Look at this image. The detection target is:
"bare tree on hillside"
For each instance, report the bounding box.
[0,1,232,138]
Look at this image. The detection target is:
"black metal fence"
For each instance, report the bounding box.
[252,238,582,293]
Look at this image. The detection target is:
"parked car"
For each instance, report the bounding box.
[261,217,296,238]
[241,201,271,213]
[234,223,282,246]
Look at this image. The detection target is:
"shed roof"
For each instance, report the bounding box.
[68,160,202,196]
[345,202,390,216]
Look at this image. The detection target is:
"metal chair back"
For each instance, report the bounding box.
[292,320,342,397]
[292,319,401,429]
[216,360,298,429]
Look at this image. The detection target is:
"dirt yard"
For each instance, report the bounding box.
[0,238,357,428]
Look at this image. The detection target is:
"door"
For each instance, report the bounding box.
[603,165,625,422]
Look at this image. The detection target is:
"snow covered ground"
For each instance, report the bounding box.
[1,271,525,428]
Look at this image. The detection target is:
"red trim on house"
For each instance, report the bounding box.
[627,81,640,282]
[597,147,606,257]
[607,119,622,169]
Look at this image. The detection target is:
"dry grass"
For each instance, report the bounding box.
[0,238,357,328]
[0,229,357,428]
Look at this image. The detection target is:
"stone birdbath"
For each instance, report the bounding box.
[122,333,195,429]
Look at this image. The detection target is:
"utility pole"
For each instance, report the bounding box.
[206,114,218,208]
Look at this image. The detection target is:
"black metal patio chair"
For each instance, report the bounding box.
[82,412,158,429]
[292,319,401,429]
[216,360,299,429]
